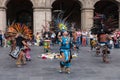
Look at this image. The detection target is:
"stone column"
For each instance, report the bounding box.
[45,8,52,26]
[33,7,51,35]
[0,7,6,32]
[119,6,120,30]
[81,8,94,30]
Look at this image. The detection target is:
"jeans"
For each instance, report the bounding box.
[76,36,81,47]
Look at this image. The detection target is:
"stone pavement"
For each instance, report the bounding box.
[0,45,120,80]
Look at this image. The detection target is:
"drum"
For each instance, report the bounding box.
[44,40,51,49]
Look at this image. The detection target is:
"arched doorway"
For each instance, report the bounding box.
[52,0,81,31]
[94,0,119,29]
[6,0,33,30]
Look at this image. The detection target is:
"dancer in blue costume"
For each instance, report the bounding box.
[59,31,72,73]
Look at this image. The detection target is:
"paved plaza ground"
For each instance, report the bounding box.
[0,45,120,80]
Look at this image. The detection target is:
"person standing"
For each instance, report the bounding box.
[82,30,87,46]
[0,30,2,47]
[72,30,78,55]
[35,32,40,46]
[51,31,56,46]
[76,29,82,49]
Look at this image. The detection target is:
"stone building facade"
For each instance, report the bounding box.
[0,0,120,34]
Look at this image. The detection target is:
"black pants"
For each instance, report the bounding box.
[60,61,64,68]
[90,38,93,50]
[0,38,2,46]
[60,61,70,68]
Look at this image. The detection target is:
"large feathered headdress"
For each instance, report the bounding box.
[7,23,33,39]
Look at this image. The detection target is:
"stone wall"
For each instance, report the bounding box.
[0,0,120,34]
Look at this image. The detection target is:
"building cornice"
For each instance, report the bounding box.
[81,8,94,10]
[0,7,6,11]
[33,7,52,9]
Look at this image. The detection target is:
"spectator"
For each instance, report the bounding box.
[0,30,2,47]
[35,32,40,46]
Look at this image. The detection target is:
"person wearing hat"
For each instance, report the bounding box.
[15,33,28,67]
[59,31,72,73]
[97,33,111,63]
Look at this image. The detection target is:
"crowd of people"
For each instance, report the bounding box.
[0,28,120,73]
[33,29,120,49]
[33,28,120,73]
[0,29,119,50]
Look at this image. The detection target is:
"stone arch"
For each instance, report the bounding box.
[6,0,33,30]
[93,0,119,6]
[51,0,83,8]
[116,0,120,3]
[94,0,119,29]
[51,0,82,30]
[94,0,119,19]
[2,0,34,7]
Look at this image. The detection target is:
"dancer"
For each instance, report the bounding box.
[59,31,72,73]
[24,38,31,61]
[15,33,28,67]
[9,35,16,53]
[98,33,110,63]
[7,23,33,67]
